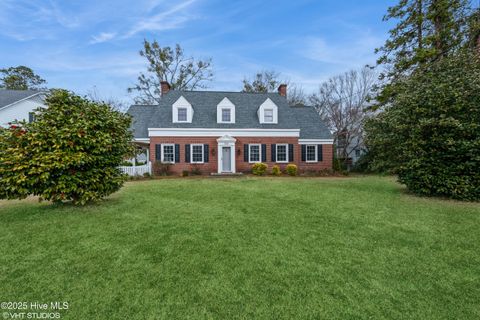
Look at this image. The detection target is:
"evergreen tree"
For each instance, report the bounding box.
[375,0,472,105]
[0,66,46,90]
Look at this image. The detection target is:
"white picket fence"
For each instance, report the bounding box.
[118,162,152,176]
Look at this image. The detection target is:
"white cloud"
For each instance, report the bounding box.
[301,33,382,67]
[124,0,198,37]
[90,32,117,44]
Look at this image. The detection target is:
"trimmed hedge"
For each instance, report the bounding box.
[252,163,268,176]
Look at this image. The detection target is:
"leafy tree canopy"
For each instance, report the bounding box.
[0,66,46,90]
[128,40,213,104]
[365,52,480,201]
[0,90,134,204]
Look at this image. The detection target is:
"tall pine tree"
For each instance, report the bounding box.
[374,0,472,105]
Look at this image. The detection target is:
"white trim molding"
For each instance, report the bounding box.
[172,96,194,123]
[149,128,300,137]
[298,139,334,145]
[217,97,235,124]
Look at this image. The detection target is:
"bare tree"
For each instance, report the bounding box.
[87,86,128,112]
[309,67,376,166]
[128,40,214,104]
[241,70,307,105]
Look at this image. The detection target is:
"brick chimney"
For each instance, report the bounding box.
[160,81,171,96]
[278,84,287,97]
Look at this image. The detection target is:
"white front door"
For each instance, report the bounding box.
[222,147,231,172]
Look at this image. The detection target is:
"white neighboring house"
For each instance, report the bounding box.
[0,90,46,127]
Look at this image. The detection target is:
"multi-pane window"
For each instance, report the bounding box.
[191,144,204,163]
[306,145,317,162]
[222,108,231,122]
[162,144,174,163]
[264,109,273,122]
[355,149,361,157]
[178,108,187,121]
[276,144,288,162]
[249,144,260,163]
[28,112,35,123]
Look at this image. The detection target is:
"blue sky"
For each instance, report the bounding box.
[0,0,395,104]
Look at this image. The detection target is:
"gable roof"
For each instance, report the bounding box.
[0,89,44,110]
[127,90,332,139]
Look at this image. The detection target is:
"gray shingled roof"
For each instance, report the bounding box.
[127,90,332,139]
[0,89,42,109]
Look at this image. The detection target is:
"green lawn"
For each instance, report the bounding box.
[0,176,479,319]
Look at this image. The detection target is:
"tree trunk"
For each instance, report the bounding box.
[417,0,424,51]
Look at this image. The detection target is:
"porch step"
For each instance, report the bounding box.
[210,172,244,177]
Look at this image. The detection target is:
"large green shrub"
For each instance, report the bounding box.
[365,52,480,201]
[251,163,267,176]
[0,90,134,204]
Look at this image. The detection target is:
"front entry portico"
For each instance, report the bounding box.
[217,135,236,173]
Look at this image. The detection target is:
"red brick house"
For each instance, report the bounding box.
[127,82,333,175]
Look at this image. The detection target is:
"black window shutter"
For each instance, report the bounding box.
[288,144,294,162]
[261,144,267,162]
[271,144,276,162]
[185,144,190,163]
[318,145,323,161]
[244,144,249,162]
[301,145,306,162]
[155,144,161,161]
[175,144,180,163]
[204,144,209,163]
[28,112,34,123]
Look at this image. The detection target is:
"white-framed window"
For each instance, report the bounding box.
[191,144,204,163]
[306,145,317,162]
[222,108,231,122]
[161,144,175,163]
[276,144,288,162]
[264,109,274,123]
[355,149,361,157]
[249,144,261,163]
[217,97,235,123]
[177,108,188,122]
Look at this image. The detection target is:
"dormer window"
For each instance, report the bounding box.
[177,108,187,122]
[264,109,274,123]
[257,98,278,124]
[172,96,193,123]
[217,97,235,123]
